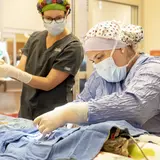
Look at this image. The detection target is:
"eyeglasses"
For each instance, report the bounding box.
[42,16,65,24]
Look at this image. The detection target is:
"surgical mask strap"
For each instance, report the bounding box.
[110,21,121,57]
[110,40,118,57]
[127,53,138,67]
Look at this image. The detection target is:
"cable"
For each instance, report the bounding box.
[128,135,150,160]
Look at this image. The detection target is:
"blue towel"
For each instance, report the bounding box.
[0,120,146,160]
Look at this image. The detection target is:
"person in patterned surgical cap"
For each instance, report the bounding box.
[34,20,160,137]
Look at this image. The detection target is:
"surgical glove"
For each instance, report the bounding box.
[34,102,88,135]
[0,62,32,84]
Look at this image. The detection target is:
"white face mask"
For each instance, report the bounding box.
[95,57,127,82]
[44,19,66,36]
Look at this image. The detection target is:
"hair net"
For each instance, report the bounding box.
[84,20,144,52]
[84,38,126,52]
[120,24,144,45]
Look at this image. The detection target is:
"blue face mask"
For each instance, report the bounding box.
[95,56,127,82]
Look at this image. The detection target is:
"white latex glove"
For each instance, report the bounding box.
[0,61,32,83]
[34,102,88,135]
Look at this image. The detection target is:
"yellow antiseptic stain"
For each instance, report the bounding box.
[128,144,155,159]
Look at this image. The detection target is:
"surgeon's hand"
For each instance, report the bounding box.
[0,61,32,83]
[34,107,67,135]
[34,102,88,135]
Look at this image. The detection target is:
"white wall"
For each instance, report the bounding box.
[2,0,44,32]
[142,0,160,53]
[1,0,73,34]
[74,0,132,42]
[0,0,4,38]
[88,0,131,29]
[75,0,88,42]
